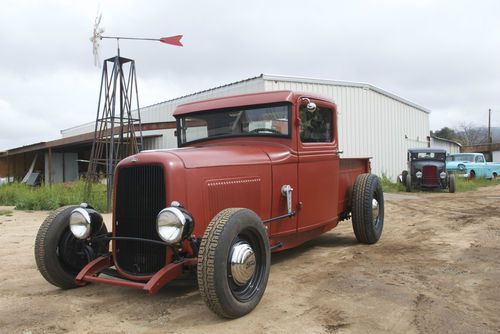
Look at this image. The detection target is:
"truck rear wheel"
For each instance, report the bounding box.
[34,205,109,289]
[351,174,384,244]
[197,208,270,318]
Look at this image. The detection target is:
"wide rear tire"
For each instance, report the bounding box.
[351,174,384,244]
[34,205,109,289]
[197,208,270,318]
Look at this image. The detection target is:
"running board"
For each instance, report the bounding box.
[270,242,283,251]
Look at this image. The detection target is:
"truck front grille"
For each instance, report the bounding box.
[422,165,439,186]
[115,165,166,276]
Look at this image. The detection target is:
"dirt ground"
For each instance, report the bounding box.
[0,185,499,334]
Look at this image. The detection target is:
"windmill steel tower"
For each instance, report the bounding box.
[85,52,143,211]
[86,14,183,210]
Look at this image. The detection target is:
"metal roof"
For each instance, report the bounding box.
[431,135,462,147]
[261,74,431,114]
[131,73,431,114]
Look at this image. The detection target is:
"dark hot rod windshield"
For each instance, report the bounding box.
[177,103,291,145]
[411,152,446,160]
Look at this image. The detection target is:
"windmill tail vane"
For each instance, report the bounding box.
[90,13,183,67]
[99,35,184,46]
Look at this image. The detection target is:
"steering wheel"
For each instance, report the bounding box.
[250,128,281,134]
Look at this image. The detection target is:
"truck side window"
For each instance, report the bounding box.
[299,106,333,142]
[476,155,484,163]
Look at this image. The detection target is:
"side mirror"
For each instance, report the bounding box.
[300,97,317,112]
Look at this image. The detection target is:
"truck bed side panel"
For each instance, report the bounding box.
[338,158,370,213]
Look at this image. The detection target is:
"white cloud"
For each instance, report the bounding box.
[1,0,500,149]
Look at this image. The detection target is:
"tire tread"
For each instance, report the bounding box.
[34,205,79,289]
[197,208,240,318]
[351,174,384,244]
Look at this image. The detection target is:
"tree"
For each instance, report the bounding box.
[454,123,488,146]
[432,127,458,141]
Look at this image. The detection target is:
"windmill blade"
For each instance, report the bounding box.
[90,12,105,67]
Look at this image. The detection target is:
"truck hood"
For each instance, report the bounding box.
[166,145,275,168]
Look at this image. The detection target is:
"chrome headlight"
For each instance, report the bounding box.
[416,171,423,179]
[440,172,447,179]
[69,208,92,239]
[156,206,194,244]
[458,164,466,170]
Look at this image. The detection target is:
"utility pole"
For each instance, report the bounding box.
[488,108,492,144]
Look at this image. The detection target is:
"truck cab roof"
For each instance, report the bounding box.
[408,148,447,154]
[174,90,334,116]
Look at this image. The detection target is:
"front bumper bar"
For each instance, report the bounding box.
[75,254,197,295]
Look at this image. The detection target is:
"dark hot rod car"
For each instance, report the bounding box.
[401,148,455,193]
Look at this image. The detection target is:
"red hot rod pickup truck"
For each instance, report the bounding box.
[35,91,384,318]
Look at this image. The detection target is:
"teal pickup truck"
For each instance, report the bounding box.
[446,153,500,179]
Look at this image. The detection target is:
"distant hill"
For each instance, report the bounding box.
[492,127,500,142]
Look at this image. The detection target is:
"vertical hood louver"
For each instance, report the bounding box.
[115,165,166,276]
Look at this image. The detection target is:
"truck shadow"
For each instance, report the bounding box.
[271,234,357,265]
[155,234,357,292]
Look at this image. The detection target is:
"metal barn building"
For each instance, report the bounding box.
[60,74,431,180]
[430,135,462,155]
[1,74,443,182]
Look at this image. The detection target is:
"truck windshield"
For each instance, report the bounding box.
[177,103,290,145]
[447,154,475,162]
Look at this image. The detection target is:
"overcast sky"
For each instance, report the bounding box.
[1,0,499,150]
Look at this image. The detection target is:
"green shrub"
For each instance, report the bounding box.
[0,181,108,212]
[380,175,405,193]
[378,174,499,193]
[454,176,499,192]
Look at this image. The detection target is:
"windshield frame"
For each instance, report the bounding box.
[175,102,292,147]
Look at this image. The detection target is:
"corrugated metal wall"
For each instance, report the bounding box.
[263,78,430,179]
[44,152,78,183]
[61,77,265,137]
[430,137,461,154]
[142,136,163,151]
[60,74,432,179]
[493,151,500,162]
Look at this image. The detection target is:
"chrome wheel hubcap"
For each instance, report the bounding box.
[230,241,256,286]
[372,198,379,222]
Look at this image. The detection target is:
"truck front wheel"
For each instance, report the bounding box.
[34,205,109,289]
[197,208,270,318]
[351,174,384,244]
[405,173,412,192]
[448,174,456,193]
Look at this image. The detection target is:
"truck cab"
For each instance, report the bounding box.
[172,91,367,247]
[35,90,384,319]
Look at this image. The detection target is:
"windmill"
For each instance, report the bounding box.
[86,13,183,211]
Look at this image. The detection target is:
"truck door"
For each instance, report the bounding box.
[296,99,340,232]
